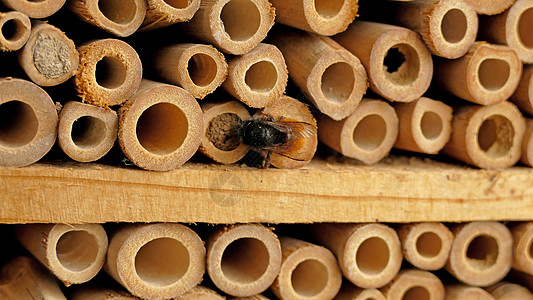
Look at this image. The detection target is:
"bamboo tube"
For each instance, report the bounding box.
[434,42,522,106]
[18,22,78,87]
[105,223,205,299]
[508,222,533,274]
[70,285,138,300]
[511,64,533,115]
[271,29,367,120]
[394,97,452,154]
[445,284,495,300]
[141,0,201,31]
[118,79,203,171]
[270,236,342,300]
[446,222,513,287]
[206,224,282,297]
[232,295,270,300]
[69,0,146,37]
[199,100,250,164]
[151,43,228,99]
[269,0,358,36]
[462,0,514,15]
[317,98,399,164]
[441,101,525,169]
[75,39,143,108]
[222,43,288,108]
[175,285,225,300]
[487,282,533,299]
[333,21,433,103]
[0,256,67,299]
[0,77,57,167]
[396,222,454,271]
[0,0,65,18]
[521,118,533,166]
[0,11,30,51]
[178,0,275,55]
[310,223,403,289]
[14,224,108,286]
[508,269,533,292]
[58,101,118,163]
[334,282,386,300]
[381,270,445,300]
[479,0,533,63]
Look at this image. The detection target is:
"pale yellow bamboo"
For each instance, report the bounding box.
[381,269,445,300]
[463,0,514,15]
[70,285,138,300]
[141,0,201,30]
[0,11,30,51]
[508,222,533,274]
[334,282,386,300]
[0,0,65,18]
[231,295,270,300]
[175,285,225,300]
[445,284,495,300]
[486,282,533,299]
[511,64,533,115]
[521,118,533,166]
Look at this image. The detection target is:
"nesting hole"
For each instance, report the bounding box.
[136,103,188,155]
[441,9,467,43]
[291,259,328,297]
[188,53,218,87]
[356,237,390,275]
[478,59,510,91]
[421,111,443,140]
[466,235,499,270]
[353,114,387,151]
[416,232,442,258]
[221,238,270,283]
[519,8,533,48]
[98,0,137,24]
[0,101,38,148]
[403,286,430,300]
[383,44,420,85]
[56,231,99,272]
[321,62,355,104]
[207,113,242,151]
[245,61,277,92]
[165,0,189,9]
[1,19,25,42]
[135,238,190,286]
[314,0,344,19]
[529,239,533,260]
[95,57,127,89]
[477,115,514,158]
[220,0,260,42]
[71,116,106,149]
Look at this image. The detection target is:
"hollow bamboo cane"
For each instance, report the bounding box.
[486,282,533,299]
[521,118,533,166]
[70,285,138,300]
[508,222,533,274]
[105,223,205,299]
[511,64,533,115]
[310,223,402,289]
[381,269,445,300]
[222,43,288,108]
[317,98,399,164]
[0,11,30,51]
[175,285,225,300]
[333,21,432,103]
[178,0,275,55]
[462,0,514,15]
[441,101,525,169]
[0,0,65,18]
[0,77,57,167]
[141,0,201,31]
[75,39,142,108]
[334,281,386,300]
[446,222,513,287]
[445,284,495,300]
[18,22,78,86]
[206,224,282,297]
[271,29,367,120]
[151,43,228,99]
[14,224,108,286]
[232,295,270,300]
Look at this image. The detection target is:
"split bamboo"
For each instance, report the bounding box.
[462,0,514,15]
[141,0,201,31]
[521,118,533,166]
[0,0,65,18]
[511,64,533,115]
[486,282,533,299]
[0,11,30,51]
[381,269,445,300]
[70,285,138,300]
[445,284,495,300]
[334,282,386,300]
[508,222,533,274]
[175,285,225,300]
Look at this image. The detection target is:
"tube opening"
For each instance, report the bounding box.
[95,57,127,89]
[421,111,443,140]
[1,19,25,42]
[403,286,430,300]
[519,8,533,48]
[0,101,38,148]
[56,231,99,272]
[207,113,242,151]
[478,59,510,91]
[165,0,189,9]
[314,0,344,19]
[477,115,514,158]
[220,0,261,42]
[136,103,188,155]
[245,60,277,93]
[135,238,190,286]
[466,234,499,270]
[529,239,533,260]
[353,114,387,151]
[383,45,420,85]
[291,259,328,297]
[188,53,218,87]
[71,116,107,149]
[98,0,137,24]
[356,237,390,275]
[221,237,270,283]
[416,232,442,258]
[321,62,355,104]
[441,9,467,43]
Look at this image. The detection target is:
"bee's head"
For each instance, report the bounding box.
[241,117,287,149]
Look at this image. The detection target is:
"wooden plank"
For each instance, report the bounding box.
[1,157,533,224]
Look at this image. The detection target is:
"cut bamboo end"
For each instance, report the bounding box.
[333,21,432,103]
[75,39,143,107]
[270,237,342,300]
[175,285,225,300]
[508,222,533,274]
[397,222,454,271]
[118,80,203,171]
[206,224,282,297]
[511,64,533,115]
[442,101,525,169]
[222,43,288,108]
[69,0,146,37]
[318,98,399,165]
[141,0,201,30]
[446,222,513,287]
[0,11,30,51]
[463,0,514,15]
[434,42,522,105]
[58,101,118,163]
[334,282,386,300]
[381,270,445,300]
[394,97,453,154]
[0,0,66,18]
[70,286,138,300]
[311,223,403,289]
[199,100,250,164]
[18,22,78,86]
[152,43,228,99]
[269,0,358,36]
[105,223,206,299]
[487,282,533,299]
[15,224,108,286]
[521,119,533,166]
[0,77,57,167]
[272,30,367,120]
[445,284,495,300]
[180,0,275,55]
